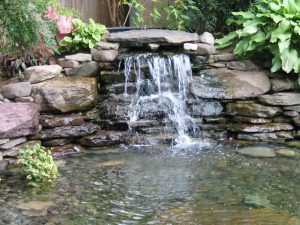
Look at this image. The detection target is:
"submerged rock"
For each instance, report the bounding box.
[244,195,271,208]
[237,146,276,158]
[31,76,98,113]
[188,101,223,117]
[96,160,125,167]
[191,69,270,99]
[275,149,297,158]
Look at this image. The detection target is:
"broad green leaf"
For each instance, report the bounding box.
[232,11,255,19]
[281,48,298,73]
[278,38,291,53]
[243,25,258,34]
[269,2,281,11]
[270,20,291,42]
[271,55,282,73]
[215,32,238,48]
[294,26,300,35]
[251,31,266,43]
[269,14,285,23]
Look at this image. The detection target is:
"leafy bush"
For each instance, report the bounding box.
[18,144,58,186]
[216,0,300,82]
[59,19,107,52]
[0,0,57,58]
[189,0,252,33]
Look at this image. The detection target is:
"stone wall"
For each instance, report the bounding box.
[0,29,300,170]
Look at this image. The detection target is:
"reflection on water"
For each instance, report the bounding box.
[0,144,299,225]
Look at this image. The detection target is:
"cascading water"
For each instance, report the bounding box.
[122,53,201,147]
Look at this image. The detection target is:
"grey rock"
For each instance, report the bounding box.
[284,105,300,112]
[105,29,199,45]
[0,152,2,161]
[65,53,92,62]
[273,116,291,123]
[270,79,295,92]
[292,115,300,127]
[147,43,160,51]
[237,131,294,142]
[2,140,40,157]
[197,43,216,55]
[0,139,9,145]
[231,116,272,124]
[40,123,99,139]
[43,138,73,147]
[209,63,226,68]
[191,69,271,99]
[15,96,34,102]
[226,102,281,118]
[98,62,115,70]
[64,61,98,76]
[183,43,198,51]
[0,137,26,150]
[31,77,98,113]
[227,60,260,71]
[188,101,223,116]
[0,103,39,138]
[57,58,80,68]
[214,53,236,61]
[238,147,276,157]
[229,123,294,133]
[40,114,85,128]
[3,99,10,103]
[259,93,300,106]
[24,65,62,84]
[283,111,299,117]
[94,41,120,50]
[204,117,228,123]
[91,48,118,62]
[199,32,215,45]
[1,82,31,99]
[0,94,3,101]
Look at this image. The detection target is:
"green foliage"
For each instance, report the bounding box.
[215,0,300,81]
[190,0,251,33]
[0,0,57,58]
[18,144,58,186]
[165,0,198,31]
[59,19,107,52]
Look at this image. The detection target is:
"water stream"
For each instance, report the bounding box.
[122,53,199,147]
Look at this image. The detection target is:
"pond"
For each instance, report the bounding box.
[0,143,300,225]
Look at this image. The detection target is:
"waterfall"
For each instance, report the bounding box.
[122,53,197,147]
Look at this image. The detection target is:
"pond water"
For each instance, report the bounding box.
[0,143,300,225]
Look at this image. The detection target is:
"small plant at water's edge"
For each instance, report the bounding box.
[59,18,107,52]
[215,0,300,83]
[18,144,58,186]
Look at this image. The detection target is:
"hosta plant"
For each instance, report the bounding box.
[59,18,107,52]
[215,0,300,83]
[18,144,58,186]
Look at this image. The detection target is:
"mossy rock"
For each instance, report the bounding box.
[286,141,300,149]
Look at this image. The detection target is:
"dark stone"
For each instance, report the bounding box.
[213,53,236,61]
[42,138,73,147]
[79,130,125,147]
[284,111,299,117]
[228,123,294,133]
[0,161,8,172]
[284,105,300,112]
[226,102,281,118]
[273,116,291,123]
[64,61,98,77]
[40,123,100,140]
[292,115,300,127]
[204,117,228,123]
[40,115,85,128]
[270,79,295,92]
[0,103,39,139]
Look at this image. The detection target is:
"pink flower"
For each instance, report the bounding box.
[56,16,73,34]
[47,5,59,20]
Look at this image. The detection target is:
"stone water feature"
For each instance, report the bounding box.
[0,29,300,224]
[0,29,300,163]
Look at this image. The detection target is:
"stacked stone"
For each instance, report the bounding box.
[188,33,299,143]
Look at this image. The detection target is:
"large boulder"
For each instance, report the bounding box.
[105,29,199,45]
[0,103,39,138]
[24,65,62,84]
[191,69,270,99]
[1,82,31,99]
[31,76,98,113]
[258,93,300,106]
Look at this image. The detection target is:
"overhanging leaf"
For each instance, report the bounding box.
[280,48,298,73]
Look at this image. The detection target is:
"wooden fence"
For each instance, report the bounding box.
[59,0,169,27]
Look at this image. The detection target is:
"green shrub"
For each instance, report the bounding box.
[190,0,252,33]
[59,18,107,52]
[0,0,57,58]
[216,0,300,83]
[18,144,58,186]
